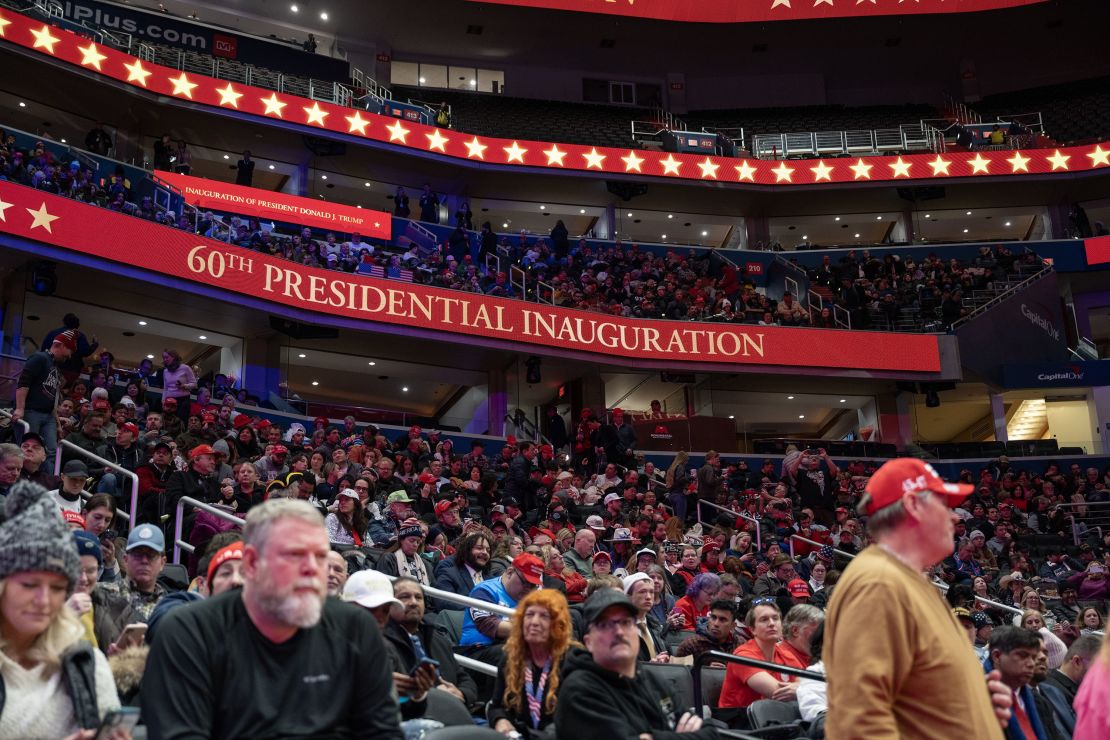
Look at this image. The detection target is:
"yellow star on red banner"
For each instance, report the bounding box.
[30,25,59,53]
[1006,152,1030,173]
[850,159,873,179]
[464,137,487,159]
[169,72,198,99]
[928,156,952,176]
[735,161,757,182]
[260,93,286,117]
[1046,150,1070,170]
[216,83,243,108]
[387,120,411,143]
[503,141,528,163]
[345,112,369,134]
[583,148,607,169]
[698,158,720,179]
[810,160,833,182]
[303,102,329,126]
[889,157,912,178]
[78,42,107,71]
[772,162,795,182]
[0,14,11,37]
[543,145,566,166]
[660,155,682,175]
[26,201,59,233]
[0,196,12,221]
[622,151,645,172]
[968,154,992,174]
[1088,146,1110,167]
[426,129,449,152]
[124,59,152,86]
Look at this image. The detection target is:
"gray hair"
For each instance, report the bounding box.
[0,443,24,463]
[1066,634,1102,662]
[243,498,324,554]
[784,604,825,640]
[859,490,930,539]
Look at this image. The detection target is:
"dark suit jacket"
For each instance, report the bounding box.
[1041,668,1079,706]
[383,617,479,706]
[433,556,490,611]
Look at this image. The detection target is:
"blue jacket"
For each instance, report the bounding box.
[983,657,1050,740]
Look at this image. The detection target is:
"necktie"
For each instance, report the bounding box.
[1013,690,1036,740]
[639,621,657,659]
[472,568,483,585]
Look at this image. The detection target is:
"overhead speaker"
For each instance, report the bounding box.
[268,316,339,340]
[606,181,649,202]
[302,135,347,157]
[897,186,946,202]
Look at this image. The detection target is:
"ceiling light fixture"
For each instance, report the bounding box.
[298,353,306,358]
[925,214,931,218]
[367,361,376,366]
[627,212,633,217]
[198,335,207,340]
[419,77,426,84]
[222,154,229,160]
[268,164,275,170]
[539,205,545,210]
[798,414,805,419]
[1005,221,1012,227]
[319,11,328,20]
[963,228,969,233]
[839,399,847,403]
[834,216,840,221]
[146,354,155,359]
[728,415,735,419]
[876,216,882,220]
[701,231,708,237]
[802,235,808,240]
[312,380,319,386]
[579,209,586,214]
[320,174,327,180]
[787,395,795,400]
[290,4,298,12]
[502,222,508,228]
[966,210,973,215]
[661,234,667,239]
[668,214,674,219]
[854,233,861,238]
[18,102,26,108]
[138,320,147,326]
[402,386,409,392]
[364,182,371,187]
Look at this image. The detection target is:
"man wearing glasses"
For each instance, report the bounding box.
[555,589,718,739]
[459,553,544,666]
[825,458,1012,739]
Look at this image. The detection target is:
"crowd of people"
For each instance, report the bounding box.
[1,128,1047,335]
[5,321,1110,737]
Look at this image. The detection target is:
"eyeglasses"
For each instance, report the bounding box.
[591,616,635,633]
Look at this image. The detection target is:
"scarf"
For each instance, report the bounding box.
[394,550,429,585]
[524,657,552,729]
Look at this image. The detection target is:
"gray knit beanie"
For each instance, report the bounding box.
[0,480,81,592]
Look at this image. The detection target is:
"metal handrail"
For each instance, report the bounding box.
[80,490,130,524]
[454,654,499,677]
[383,573,516,617]
[172,496,244,564]
[0,407,30,436]
[54,440,139,531]
[788,534,856,561]
[699,649,825,682]
[696,498,762,552]
[949,264,1054,331]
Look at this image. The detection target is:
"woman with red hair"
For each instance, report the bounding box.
[489,589,576,736]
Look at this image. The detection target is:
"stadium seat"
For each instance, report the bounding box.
[158,563,190,591]
[745,700,805,739]
[638,661,696,711]
[666,630,697,653]
[437,607,465,646]
[424,727,506,739]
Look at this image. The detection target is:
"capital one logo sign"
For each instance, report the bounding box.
[1020,303,1060,341]
[1037,365,1085,382]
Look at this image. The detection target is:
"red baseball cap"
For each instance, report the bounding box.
[787,579,811,598]
[863,458,974,516]
[202,413,217,424]
[190,444,216,459]
[233,415,252,429]
[434,500,458,517]
[256,419,272,430]
[206,543,244,584]
[118,422,139,437]
[271,445,289,456]
[418,472,437,485]
[92,399,111,411]
[62,509,86,528]
[512,553,545,585]
[314,416,329,426]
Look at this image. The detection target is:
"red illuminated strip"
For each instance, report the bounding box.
[1,9,1106,188]
[0,180,943,372]
[469,0,1048,23]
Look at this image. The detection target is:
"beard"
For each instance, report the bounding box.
[254,564,326,628]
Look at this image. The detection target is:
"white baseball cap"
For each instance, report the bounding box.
[342,571,401,610]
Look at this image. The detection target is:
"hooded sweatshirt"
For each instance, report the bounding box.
[553,647,719,740]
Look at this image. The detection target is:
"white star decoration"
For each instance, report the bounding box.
[216,83,243,108]
[660,155,682,175]
[772,162,795,182]
[543,145,566,166]
[810,160,834,181]
[1088,146,1110,167]
[698,158,720,179]
[169,72,198,99]
[503,141,527,163]
[426,129,450,152]
[583,148,606,169]
[0,14,11,37]
[464,137,487,159]
[928,156,952,176]
[968,154,991,174]
[1006,152,1030,173]
[30,25,59,53]
[78,42,107,71]
[345,112,369,135]
[26,202,59,233]
[850,159,873,179]
[1047,150,1070,170]
[387,120,410,144]
[261,93,286,117]
[771,0,791,8]
[124,59,151,86]
[303,102,329,126]
[0,196,12,221]
[622,151,645,172]
[735,161,757,182]
[889,157,912,178]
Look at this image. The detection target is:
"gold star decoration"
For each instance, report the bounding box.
[889,157,912,178]
[345,112,370,134]
[698,158,720,179]
[260,93,286,117]
[0,14,11,37]
[387,120,411,143]
[465,137,487,159]
[968,154,992,174]
[169,72,198,99]
[583,148,607,169]
[810,160,834,182]
[0,196,12,221]
[659,155,682,175]
[503,141,528,163]
[26,201,59,233]
[216,83,243,108]
[30,24,60,54]
[78,42,107,71]
[543,145,567,166]
[1088,145,1110,167]
[1046,150,1070,171]
[124,59,152,86]
[772,162,795,182]
[771,0,791,8]
[1006,152,1031,173]
[426,129,449,152]
[303,102,329,126]
[735,161,758,182]
[621,151,645,172]
[928,156,952,176]
[850,159,873,179]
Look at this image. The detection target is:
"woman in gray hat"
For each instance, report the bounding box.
[0,481,125,738]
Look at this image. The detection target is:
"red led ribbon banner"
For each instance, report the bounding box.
[155,170,391,239]
[1,9,1108,187]
[0,182,942,372]
[469,0,1048,23]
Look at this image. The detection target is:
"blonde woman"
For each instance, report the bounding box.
[0,481,125,739]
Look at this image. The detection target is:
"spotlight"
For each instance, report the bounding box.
[925,389,941,408]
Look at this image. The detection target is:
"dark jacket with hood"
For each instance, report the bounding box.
[554,647,719,740]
